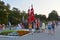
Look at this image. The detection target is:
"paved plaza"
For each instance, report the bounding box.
[0,24,60,40]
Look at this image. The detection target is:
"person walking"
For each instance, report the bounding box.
[2,24,5,30]
[41,22,45,32]
[52,21,55,33]
[47,21,52,34]
[35,19,40,33]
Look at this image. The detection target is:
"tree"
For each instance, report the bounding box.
[0,1,9,24]
[21,10,28,21]
[41,15,47,21]
[48,10,58,21]
[58,16,60,21]
[8,7,21,25]
[6,3,10,10]
[35,14,47,21]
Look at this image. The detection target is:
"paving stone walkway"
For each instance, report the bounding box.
[0,24,60,40]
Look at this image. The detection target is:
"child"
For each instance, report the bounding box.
[29,23,32,32]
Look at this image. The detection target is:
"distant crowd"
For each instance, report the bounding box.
[0,19,59,34]
[16,18,59,34]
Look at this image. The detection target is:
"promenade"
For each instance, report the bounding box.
[0,24,60,40]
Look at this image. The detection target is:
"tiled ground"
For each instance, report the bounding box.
[0,24,60,40]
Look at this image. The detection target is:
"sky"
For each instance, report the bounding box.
[2,0,60,17]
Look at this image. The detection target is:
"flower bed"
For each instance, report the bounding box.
[17,30,30,36]
[0,30,16,35]
[0,30,30,36]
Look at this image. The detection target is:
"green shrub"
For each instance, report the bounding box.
[0,30,17,35]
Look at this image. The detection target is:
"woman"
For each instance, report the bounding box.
[41,22,45,32]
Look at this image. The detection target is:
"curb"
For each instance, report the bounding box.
[0,35,18,38]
